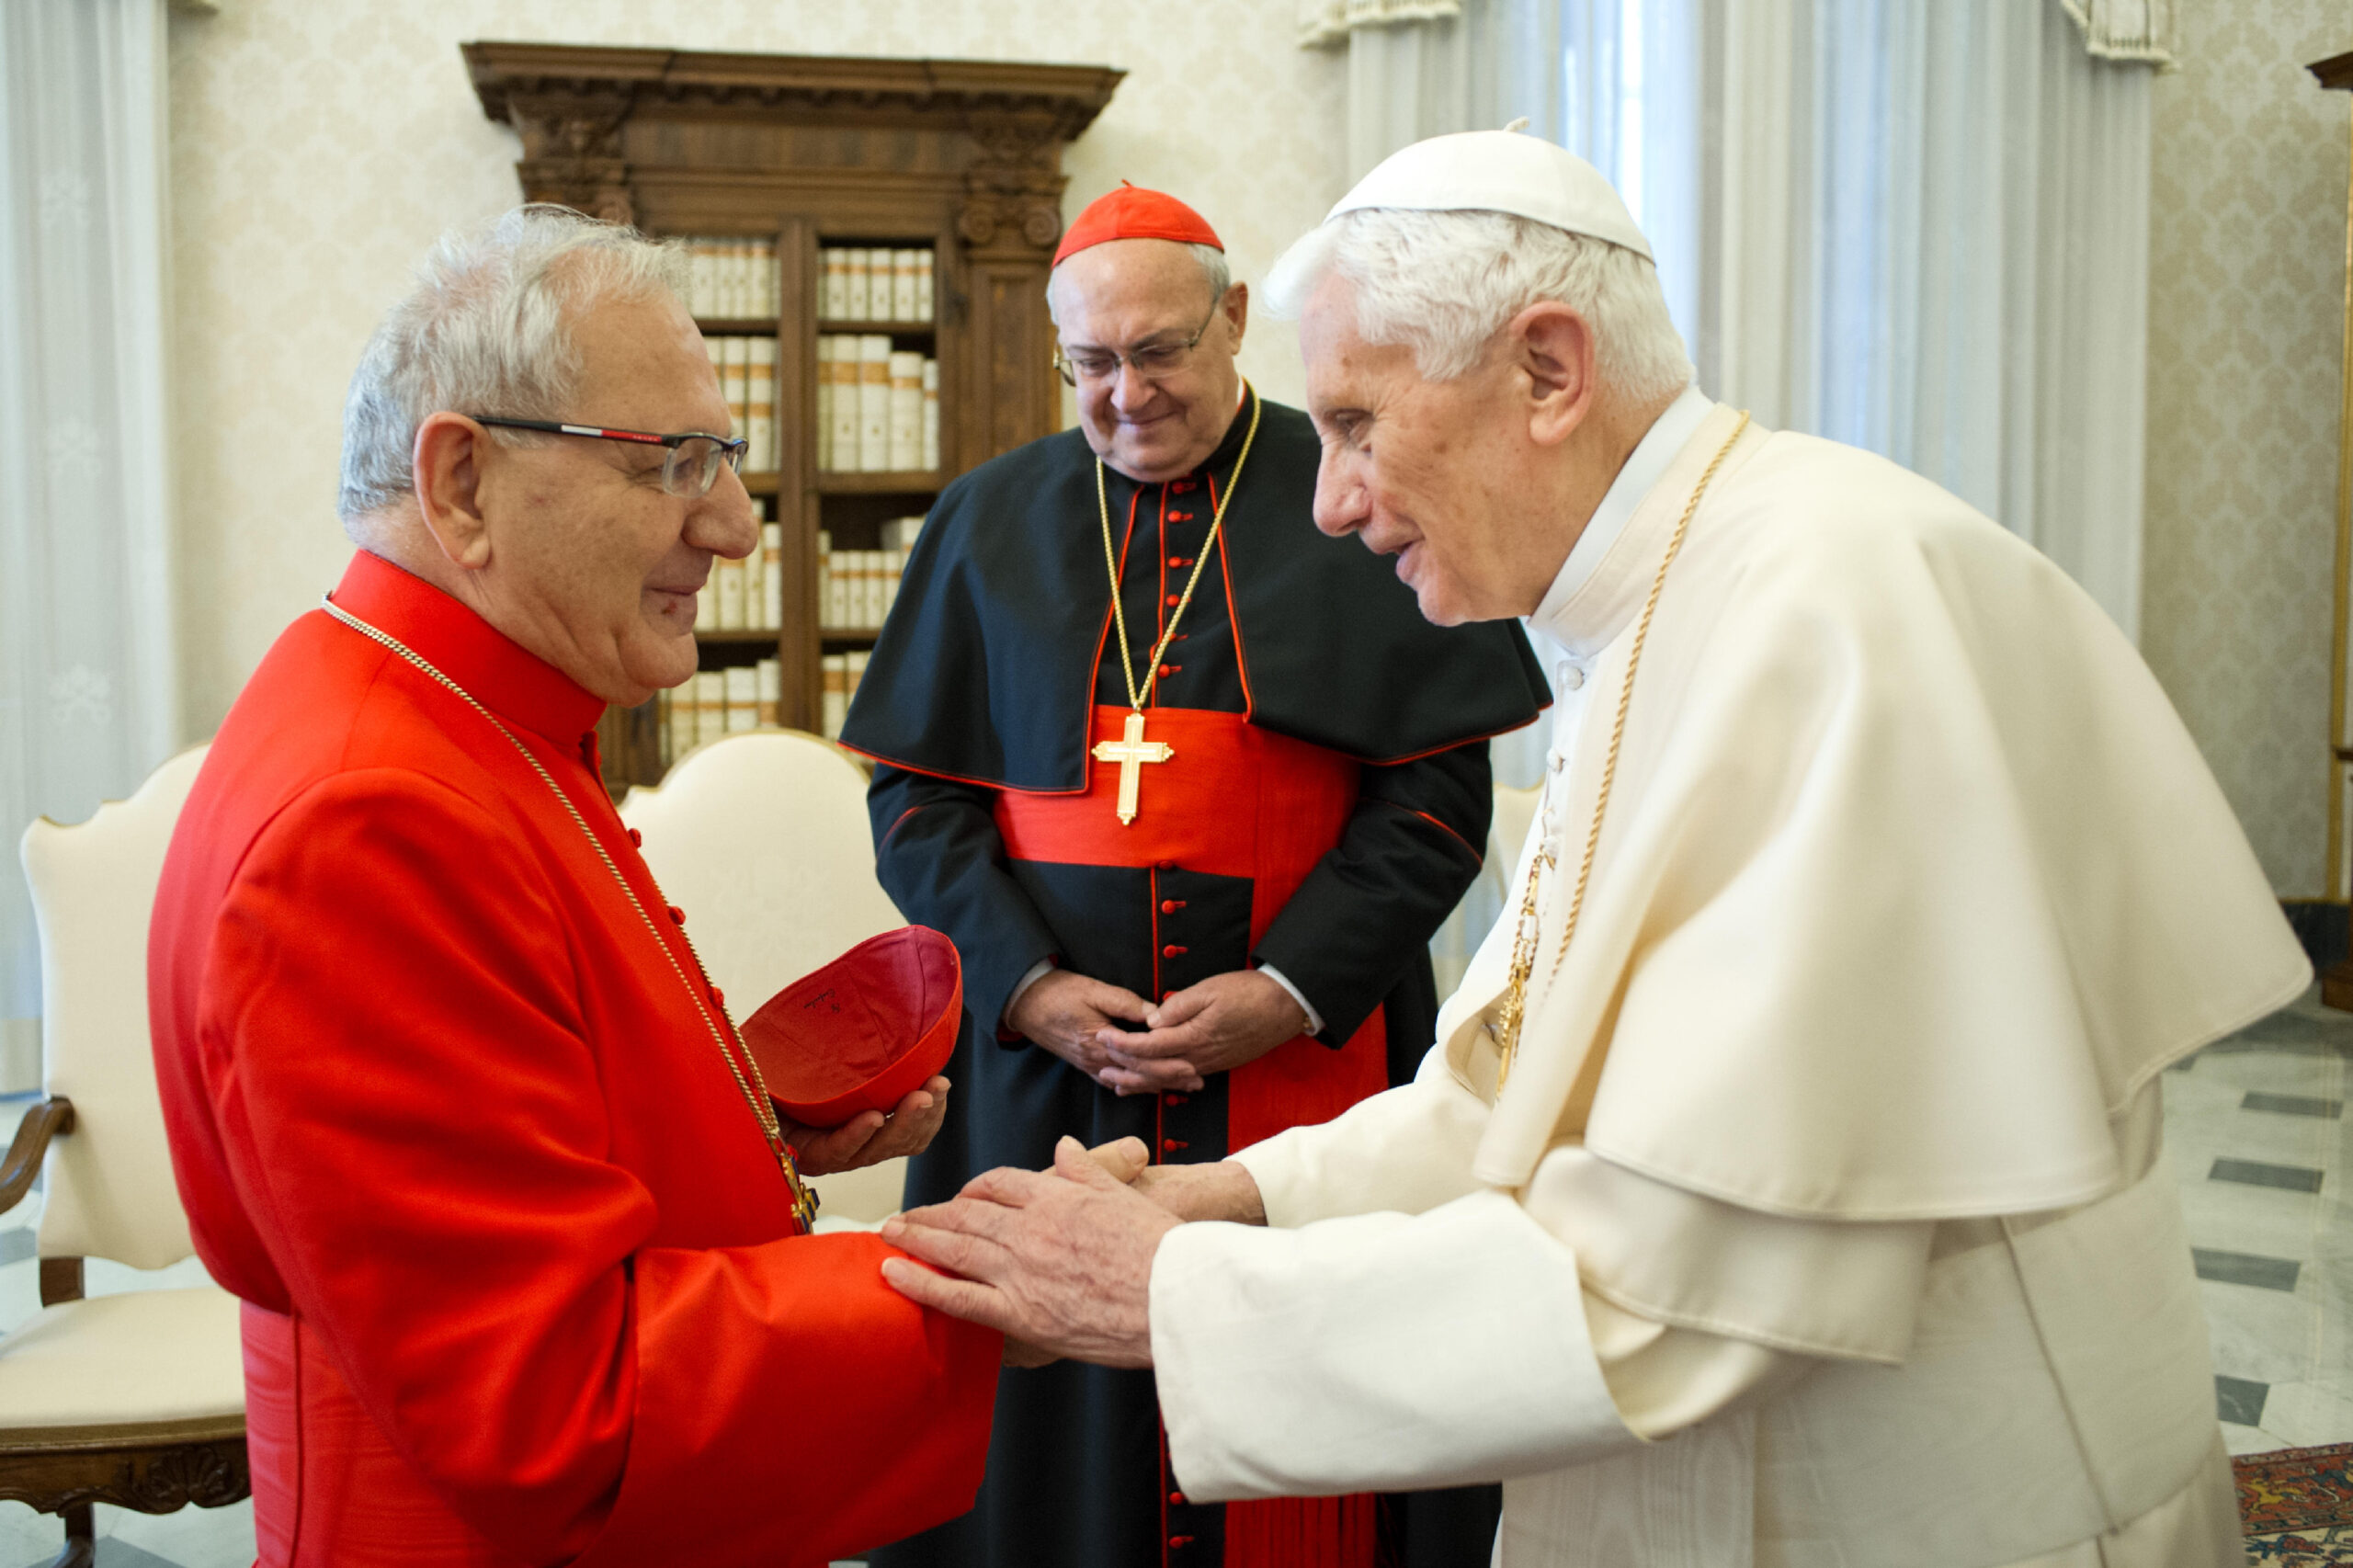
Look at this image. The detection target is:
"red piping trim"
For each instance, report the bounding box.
[878,804,926,848]
[1210,460,1256,722]
[1399,804,1483,866]
[836,741,1088,796]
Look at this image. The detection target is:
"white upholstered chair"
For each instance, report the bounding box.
[2,744,247,1568]
[620,730,914,1228]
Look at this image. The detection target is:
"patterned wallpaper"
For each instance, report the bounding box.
[165,0,1347,737]
[2141,0,2350,896]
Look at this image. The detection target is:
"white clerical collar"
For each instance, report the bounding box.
[1528,382,1714,650]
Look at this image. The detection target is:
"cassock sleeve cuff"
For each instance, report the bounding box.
[1230,1048,1492,1228]
[1252,962,1324,1039]
[1149,1190,1637,1500]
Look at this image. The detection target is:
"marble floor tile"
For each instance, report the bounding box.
[2222,1419,2291,1457]
[2218,1373,2272,1426]
[2245,1092,2346,1119]
[2252,1379,2353,1449]
[2203,1278,2326,1386]
[2179,1178,2349,1263]
[2211,1158,2329,1194]
[2197,1248,2303,1291]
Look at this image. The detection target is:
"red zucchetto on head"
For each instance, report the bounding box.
[1051,181,1224,267]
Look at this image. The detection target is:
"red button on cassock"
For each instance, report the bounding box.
[667,905,685,925]
[1164,594,1181,607]
[1160,899,1181,914]
[1163,1140,1188,1154]
[627,828,642,846]
[1162,944,1186,959]
[1169,1490,1186,1506]
[1160,664,1178,677]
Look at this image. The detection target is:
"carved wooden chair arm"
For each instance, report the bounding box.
[0,1096,72,1215]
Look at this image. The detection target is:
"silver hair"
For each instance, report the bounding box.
[1045,240,1232,323]
[337,205,690,528]
[1263,209,1692,405]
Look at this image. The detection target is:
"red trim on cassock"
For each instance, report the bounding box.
[879,805,926,849]
[1402,804,1483,866]
[993,706,1388,1153]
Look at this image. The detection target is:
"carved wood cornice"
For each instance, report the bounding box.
[464,44,1121,256]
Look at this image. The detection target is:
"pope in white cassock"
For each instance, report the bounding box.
[881,130,2312,1568]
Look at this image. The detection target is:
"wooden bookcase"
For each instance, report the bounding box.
[462,43,1122,790]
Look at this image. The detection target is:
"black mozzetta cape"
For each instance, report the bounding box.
[839,392,1549,789]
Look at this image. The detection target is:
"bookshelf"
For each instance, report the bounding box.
[462,43,1123,790]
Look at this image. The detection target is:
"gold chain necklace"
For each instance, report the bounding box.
[1087,387,1264,824]
[320,597,820,1231]
[1493,412,1751,1090]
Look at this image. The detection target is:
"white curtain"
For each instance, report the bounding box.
[0,0,180,1093]
[1318,0,2162,987]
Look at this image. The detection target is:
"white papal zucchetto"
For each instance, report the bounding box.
[1326,129,1655,262]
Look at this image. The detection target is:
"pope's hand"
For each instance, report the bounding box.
[1005,970,1154,1090]
[1076,1137,1264,1225]
[1096,970,1308,1095]
[880,1136,1176,1367]
[781,1075,949,1176]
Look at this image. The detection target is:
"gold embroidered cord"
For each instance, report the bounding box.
[1494,412,1751,1091]
[1097,388,1264,714]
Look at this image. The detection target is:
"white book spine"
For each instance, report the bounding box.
[715,557,747,631]
[887,350,924,472]
[892,249,918,322]
[721,336,749,448]
[813,336,834,472]
[695,669,725,750]
[921,358,940,472]
[761,239,780,317]
[724,665,759,733]
[760,523,784,630]
[822,653,847,739]
[747,337,778,472]
[822,248,847,318]
[844,249,870,321]
[915,250,935,323]
[829,337,860,471]
[857,335,892,472]
[866,550,888,629]
[756,657,781,727]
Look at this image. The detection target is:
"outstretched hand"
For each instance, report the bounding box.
[780,1075,949,1176]
[880,1135,1176,1368]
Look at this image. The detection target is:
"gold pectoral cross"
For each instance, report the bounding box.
[1092,710,1174,825]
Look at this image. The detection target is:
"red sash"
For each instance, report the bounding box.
[998,706,1385,1568]
[994,705,1390,1151]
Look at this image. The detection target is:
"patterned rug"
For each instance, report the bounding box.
[2241,1445,2353,1565]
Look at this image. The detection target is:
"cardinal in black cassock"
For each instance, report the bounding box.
[845,186,1546,1568]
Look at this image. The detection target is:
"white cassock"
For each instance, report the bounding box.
[1147,388,2309,1568]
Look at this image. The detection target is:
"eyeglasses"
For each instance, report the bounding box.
[469,416,749,498]
[1054,298,1223,387]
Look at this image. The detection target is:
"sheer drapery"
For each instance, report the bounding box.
[0,0,180,1091]
[1316,0,2162,988]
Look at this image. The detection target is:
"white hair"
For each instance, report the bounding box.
[1264,209,1692,405]
[1045,240,1231,323]
[338,205,689,528]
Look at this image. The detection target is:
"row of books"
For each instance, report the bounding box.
[683,237,780,320]
[819,651,871,741]
[704,335,782,472]
[819,247,935,324]
[659,661,784,765]
[694,518,789,633]
[817,336,939,472]
[816,517,923,630]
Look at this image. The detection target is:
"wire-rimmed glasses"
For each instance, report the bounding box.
[1053,298,1223,387]
[469,416,749,498]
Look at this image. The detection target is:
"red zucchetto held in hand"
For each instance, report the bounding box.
[741,926,962,1128]
[1051,181,1224,267]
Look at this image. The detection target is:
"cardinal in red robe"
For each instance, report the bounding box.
[148,207,999,1568]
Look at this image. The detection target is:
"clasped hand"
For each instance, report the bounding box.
[1005,968,1309,1096]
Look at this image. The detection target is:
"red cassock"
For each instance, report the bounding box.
[148,551,1000,1568]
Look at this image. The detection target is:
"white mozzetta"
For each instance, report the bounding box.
[1151,1189,1634,1498]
